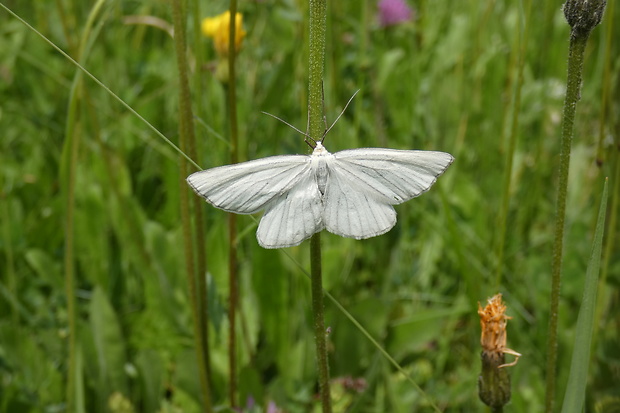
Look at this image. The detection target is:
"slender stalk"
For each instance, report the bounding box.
[494,0,531,288]
[60,2,107,409]
[63,99,80,413]
[189,0,211,390]
[310,233,331,412]
[226,0,240,406]
[308,0,331,411]
[308,0,327,141]
[545,32,587,412]
[194,99,212,399]
[228,212,238,409]
[545,1,605,406]
[170,0,213,409]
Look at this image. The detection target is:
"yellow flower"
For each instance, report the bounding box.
[201,11,246,57]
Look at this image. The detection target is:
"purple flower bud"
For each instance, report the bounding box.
[378,0,413,27]
[245,395,255,409]
[267,401,279,413]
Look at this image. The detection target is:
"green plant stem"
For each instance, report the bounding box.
[310,233,331,412]
[308,0,330,411]
[494,0,531,288]
[228,212,238,408]
[189,0,210,388]
[544,30,589,413]
[61,2,107,410]
[226,0,240,406]
[308,0,327,141]
[63,98,80,413]
[170,0,212,410]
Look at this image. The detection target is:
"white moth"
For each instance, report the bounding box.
[187,141,453,249]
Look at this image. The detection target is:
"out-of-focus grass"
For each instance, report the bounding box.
[0,1,617,412]
[562,179,607,413]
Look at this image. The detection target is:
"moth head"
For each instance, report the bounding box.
[312,142,329,156]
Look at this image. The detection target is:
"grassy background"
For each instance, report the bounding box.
[1,0,618,411]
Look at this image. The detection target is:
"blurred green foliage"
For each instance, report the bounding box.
[0,0,618,412]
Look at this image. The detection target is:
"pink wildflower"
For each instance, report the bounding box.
[377,0,413,27]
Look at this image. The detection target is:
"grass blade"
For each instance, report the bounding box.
[561,178,608,413]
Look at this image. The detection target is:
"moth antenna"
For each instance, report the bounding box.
[302,97,318,149]
[262,111,316,148]
[321,82,328,137]
[323,89,360,141]
[304,137,316,150]
[306,103,311,144]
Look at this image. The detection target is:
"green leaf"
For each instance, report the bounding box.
[377,49,405,92]
[135,350,165,413]
[24,249,62,286]
[90,286,129,405]
[561,179,608,413]
[388,302,469,359]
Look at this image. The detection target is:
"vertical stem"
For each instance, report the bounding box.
[170,0,213,410]
[544,31,588,413]
[310,233,331,412]
[63,108,80,413]
[308,0,327,140]
[189,0,211,388]
[228,213,238,408]
[494,0,531,288]
[61,2,106,408]
[308,0,330,411]
[227,1,240,408]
